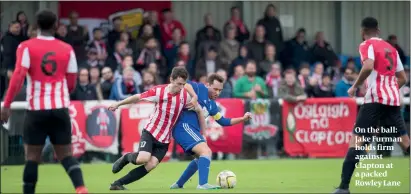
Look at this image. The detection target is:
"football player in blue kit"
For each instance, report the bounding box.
[170,73,252,190]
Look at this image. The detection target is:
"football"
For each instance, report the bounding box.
[216,170,237,189]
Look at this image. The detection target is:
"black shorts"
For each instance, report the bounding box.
[353,103,408,137]
[23,108,72,145]
[138,130,169,162]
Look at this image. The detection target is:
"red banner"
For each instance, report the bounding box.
[177,99,244,154]
[121,102,173,162]
[282,98,357,157]
[69,101,86,158]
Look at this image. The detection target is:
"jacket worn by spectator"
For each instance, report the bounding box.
[233,76,268,98]
[66,25,89,63]
[195,26,222,50]
[70,83,99,101]
[195,58,226,79]
[284,38,312,69]
[311,84,334,98]
[219,82,233,98]
[278,81,305,103]
[219,39,240,68]
[1,32,25,70]
[311,41,338,69]
[334,77,352,97]
[247,39,271,63]
[257,15,284,54]
[101,80,114,99]
[109,78,140,100]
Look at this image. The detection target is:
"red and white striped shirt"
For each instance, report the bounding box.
[359,37,404,106]
[3,35,78,110]
[140,85,191,143]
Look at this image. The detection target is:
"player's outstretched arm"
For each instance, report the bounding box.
[117,94,142,107]
[213,112,252,126]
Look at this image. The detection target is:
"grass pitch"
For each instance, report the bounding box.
[1,158,409,193]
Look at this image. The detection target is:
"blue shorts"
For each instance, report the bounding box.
[173,122,205,155]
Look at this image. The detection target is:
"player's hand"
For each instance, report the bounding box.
[108,103,119,112]
[347,86,357,98]
[243,112,252,121]
[0,107,11,125]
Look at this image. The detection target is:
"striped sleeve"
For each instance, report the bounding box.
[359,42,375,62]
[396,51,404,72]
[140,87,159,102]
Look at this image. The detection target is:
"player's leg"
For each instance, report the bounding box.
[171,123,204,188]
[334,103,383,194]
[191,142,222,189]
[112,130,153,173]
[51,109,88,194]
[385,106,410,154]
[110,130,156,190]
[22,111,47,194]
[112,142,168,189]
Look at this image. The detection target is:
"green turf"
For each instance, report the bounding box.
[1,158,409,193]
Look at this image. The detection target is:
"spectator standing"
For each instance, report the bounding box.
[311,31,339,70]
[55,23,70,43]
[135,25,159,53]
[265,63,282,98]
[257,4,284,57]
[284,28,311,69]
[164,29,184,71]
[216,69,233,98]
[138,11,162,43]
[114,55,142,86]
[258,44,279,77]
[233,60,268,99]
[247,25,270,63]
[173,42,194,77]
[87,28,107,66]
[109,67,140,100]
[230,45,248,77]
[106,41,127,72]
[160,8,186,45]
[107,17,123,53]
[101,67,115,99]
[147,62,164,84]
[230,64,245,86]
[195,46,225,80]
[120,32,134,56]
[80,48,100,69]
[196,13,222,50]
[1,21,24,80]
[225,6,250,43]
[135,37,163,72]
[335,67,355,97]
[70,68,99,101]
[278,69,307,102]
[219,26,239,69]
[139,71,157,93]
[297,63,311,89]
[66,11,89,63]
[310,74,334,98]
[196,26,221,61]
[16,11,30,40]
[387,35,407,64]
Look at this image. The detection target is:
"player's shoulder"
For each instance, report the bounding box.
[52,39,74,51]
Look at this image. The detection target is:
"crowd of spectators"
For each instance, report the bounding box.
[0,5,410,105]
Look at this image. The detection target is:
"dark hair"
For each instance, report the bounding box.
[230,6,239,12]
[361,17,378,33]
[284,68,296,75]
[78,67,89,74]
[145,37,156,44]
[93,28,102,33]
[207,73,225,84]
[299,63,310,70]
[162,8,171,14]
[297,28,306,34]
[170,66,188,80]
[246,59,257,67]
[16,11,27,23]
[208,46,217,53]
[123,54,133,60]
[322,73,331,79]
[9,21,20,27]
[179,41,189,47]
[112,16,121,23]
[36,10,57,31]
[388,34,397,41]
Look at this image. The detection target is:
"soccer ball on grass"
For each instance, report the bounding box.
[216,170,236,189]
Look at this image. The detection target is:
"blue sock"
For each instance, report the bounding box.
[198,156,211,185]
[176,159,198,187]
